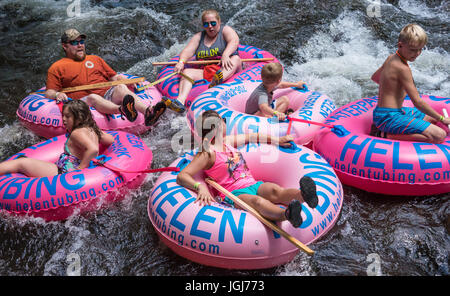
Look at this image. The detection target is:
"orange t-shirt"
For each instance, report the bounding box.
[46,55,117,99]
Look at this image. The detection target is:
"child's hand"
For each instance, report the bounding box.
[195,185,215,206]
[274,111,287,121]
[279,135,294,147]
[442,117,450,127]
[297,81,306,89]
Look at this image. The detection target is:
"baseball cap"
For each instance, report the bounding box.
[61,29,86,43]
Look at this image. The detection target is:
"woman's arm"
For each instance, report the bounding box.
[221,26,240,71]
[174,33,202,73]
[176,152,215,206]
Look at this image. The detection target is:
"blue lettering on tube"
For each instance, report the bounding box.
[340,136,371,164]
[436,144,450,165]
[151,179,191,205]
[413,143,442,169]
[237,116,259,134]
[393,142,413,170]
[190,205,223,240]
[300,205,313,229]
[21,96,46,111]
[219,211,246,243]
[226,113,242,131]
[156,193,179,221]
[24,178,37,199]
[3,178,28,200]
[170,197,195,232]
[312,184,330,215]
[36,175,59,198]
[0,177,15,195]
[59,173,85,191]
[364,139,391,169]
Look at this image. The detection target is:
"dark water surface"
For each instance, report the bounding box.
[0,0,448,276]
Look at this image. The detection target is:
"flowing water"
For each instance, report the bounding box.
[0,0,448,276]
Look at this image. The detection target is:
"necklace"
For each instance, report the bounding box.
[396,50,408,65]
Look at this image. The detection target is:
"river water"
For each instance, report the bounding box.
[0,0,448,276]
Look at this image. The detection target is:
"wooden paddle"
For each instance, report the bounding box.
[31,77,146,95]
[179,72,195,85]
[443,108,450,129]
[152,57,274,66]
[59,77,145,93]
[136,72,177,92]
[205,178,315,255]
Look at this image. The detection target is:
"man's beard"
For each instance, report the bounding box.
[73,51,86,61]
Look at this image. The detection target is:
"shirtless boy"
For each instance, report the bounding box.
[371,23,450,143]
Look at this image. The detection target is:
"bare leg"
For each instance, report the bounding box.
[221,55,242,81]
[257,182,303,205]
[237,194,287,221]
[110,84,148,114]
[253,96,290,118]
[274,96,289,114]
[177,68,204,105]
[258,177,318,209]
[0,158,58,177]
[386,123,447,143]
[84,94,120,114]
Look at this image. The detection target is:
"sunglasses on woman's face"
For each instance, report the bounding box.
[68,39,85,46]
[203,21,217,28]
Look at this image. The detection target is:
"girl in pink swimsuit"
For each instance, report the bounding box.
[176,110,319,227]
[0,100,114,177]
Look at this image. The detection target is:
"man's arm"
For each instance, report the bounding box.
[109,74,124,81]
[44,88,69,102]
[45,69,69,102]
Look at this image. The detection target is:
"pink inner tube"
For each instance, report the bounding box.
[0,131,152,221]
[16,73,162,139]
[148,143,343,269]
[186,80,336,145]
[156,44,279,109]
[313,95,450,196]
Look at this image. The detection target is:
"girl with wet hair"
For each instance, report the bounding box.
[177,110,319,228]
[0,100,114,177]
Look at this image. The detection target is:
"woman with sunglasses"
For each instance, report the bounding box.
[176,110,319,228]
[171,10,242,109]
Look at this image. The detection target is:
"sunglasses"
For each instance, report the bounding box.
[203,21,217,28]
[68,39,85,46]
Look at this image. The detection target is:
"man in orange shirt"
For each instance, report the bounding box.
[45,29,165,126]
